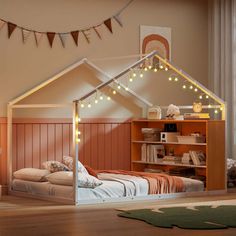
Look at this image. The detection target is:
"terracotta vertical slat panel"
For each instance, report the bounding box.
[1,123,7,185]
[118,123,125,169]
[47,124,55,161]
[84,124,91,166]
[124,123,131,170]
[40,124,48,163]
[55,124,63,162]
[104,124,112,169]
[17,124,25,170]
[25,124,33,167]
[12,124,17,172]
[62,124,70,156]
[90,124,98,169]
[0,124,2,184]
[32,124,40,168]
[97,124,105,170]
[111,123,119,169]
[78,123,84,162]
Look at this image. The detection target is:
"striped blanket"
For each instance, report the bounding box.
[96,170,184,194]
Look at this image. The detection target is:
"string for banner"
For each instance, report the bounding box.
[0,0,134,34]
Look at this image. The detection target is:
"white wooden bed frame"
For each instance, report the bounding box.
[7,51,226,205]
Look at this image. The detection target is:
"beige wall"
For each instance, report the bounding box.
[0,0,209,118]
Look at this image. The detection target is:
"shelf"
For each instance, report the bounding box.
[132,140,207,146]
[132,160,207,169]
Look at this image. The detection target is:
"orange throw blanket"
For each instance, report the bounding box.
[96,170,184,194]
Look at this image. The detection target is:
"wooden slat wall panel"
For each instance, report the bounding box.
[0,119,131,183]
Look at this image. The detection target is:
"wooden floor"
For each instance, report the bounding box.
[1,192,236,236]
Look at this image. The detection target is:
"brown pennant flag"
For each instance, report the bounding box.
[70,31,79,46]
[82,30,90,44]
[104,18,112,33]
[93,26,101,39]
[21,28,31,43]
[7,22,17,38]
[47,32,55,48]
[34,31,43,47]
[113,14,123,27]
[0,19,5,30]
[58,33,68,48]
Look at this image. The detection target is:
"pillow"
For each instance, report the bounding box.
[46,171,102,188]
[42,161,70,173]
[84,165,98,178]
[13,168,50,182]
[62,156,88,174]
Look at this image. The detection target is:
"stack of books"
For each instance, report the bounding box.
[189,150,206,166]
[162,155,182,164]
[184,113,210,120]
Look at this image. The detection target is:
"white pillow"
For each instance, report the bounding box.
[13,168,50,182]
[46,171,102,188]
[42,160,70,173]
[62,156,88,174]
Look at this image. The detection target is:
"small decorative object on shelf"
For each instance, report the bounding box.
[193,102,203,113]
[142,128,161,141]
[177,134,206,144]
[184,112,210,120]
[160,132,180,142]
[147,106,162,120]
[166,104,181,120]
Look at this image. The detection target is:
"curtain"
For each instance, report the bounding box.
[208,0,235,159]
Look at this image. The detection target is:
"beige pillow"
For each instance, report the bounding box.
[62,156,88,174]
[13,168,50,182]
[42,160,70,173]
[46,171,102,188]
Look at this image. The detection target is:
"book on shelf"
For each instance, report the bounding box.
[184,113,210,120]
[143,144,165,163]
[189,150,206,166]
[141,144,147,162]
[162,156,182,164]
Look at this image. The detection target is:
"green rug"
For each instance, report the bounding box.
[118,205,236,229]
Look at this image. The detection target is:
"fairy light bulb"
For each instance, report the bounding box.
[76,138,81,143]
[174,77,178,82]
[107,96,111,101]
[208,104,212,108]
[112,90,116,95]
[194,88,198,92]
[168,77,172,81]
[80,103,84,108]
[88,103,91,108]
[214,109,218,114]
[182,85,186,89]
[220,106,223,111]
[99,95,104,100]
[94,99,98,104]
[76,130,81,135]
[140,72,144,78]
[165,67,168,71]
[125,87,129,91]
[199,95,203,99]
[159,64,164,69]
[189,85,193,90]
[206,95,209,99]
[76,117,81,123]
[144,67,148,71]
[117,84,121,90]
[129,77,133,82]
[154,68,158,72]
[132,72,136,77]
[148,65,152,69]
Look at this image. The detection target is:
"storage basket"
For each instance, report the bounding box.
[141,128,161,141]
[177,135,206,144]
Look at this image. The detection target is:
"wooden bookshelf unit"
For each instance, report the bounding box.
[131,119,226,191]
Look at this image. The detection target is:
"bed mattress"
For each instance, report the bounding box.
[12,174,204,202]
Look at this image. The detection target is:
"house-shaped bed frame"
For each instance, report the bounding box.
[7,51,226,205]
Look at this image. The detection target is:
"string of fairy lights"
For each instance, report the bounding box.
[75,56,223,143]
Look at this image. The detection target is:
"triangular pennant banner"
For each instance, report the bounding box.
[113,14,123,27]
[47,32,55,48]
[21,28,31,43]
[70,31,79,46]
[93,26,102,39]
[0,20,5,30]
[59,33,68,48]
[34,31,43,47]
[82,30,90,44]
[104,18,112,33]
[7,22,17,38]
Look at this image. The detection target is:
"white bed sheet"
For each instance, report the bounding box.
[12,174,204,202]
